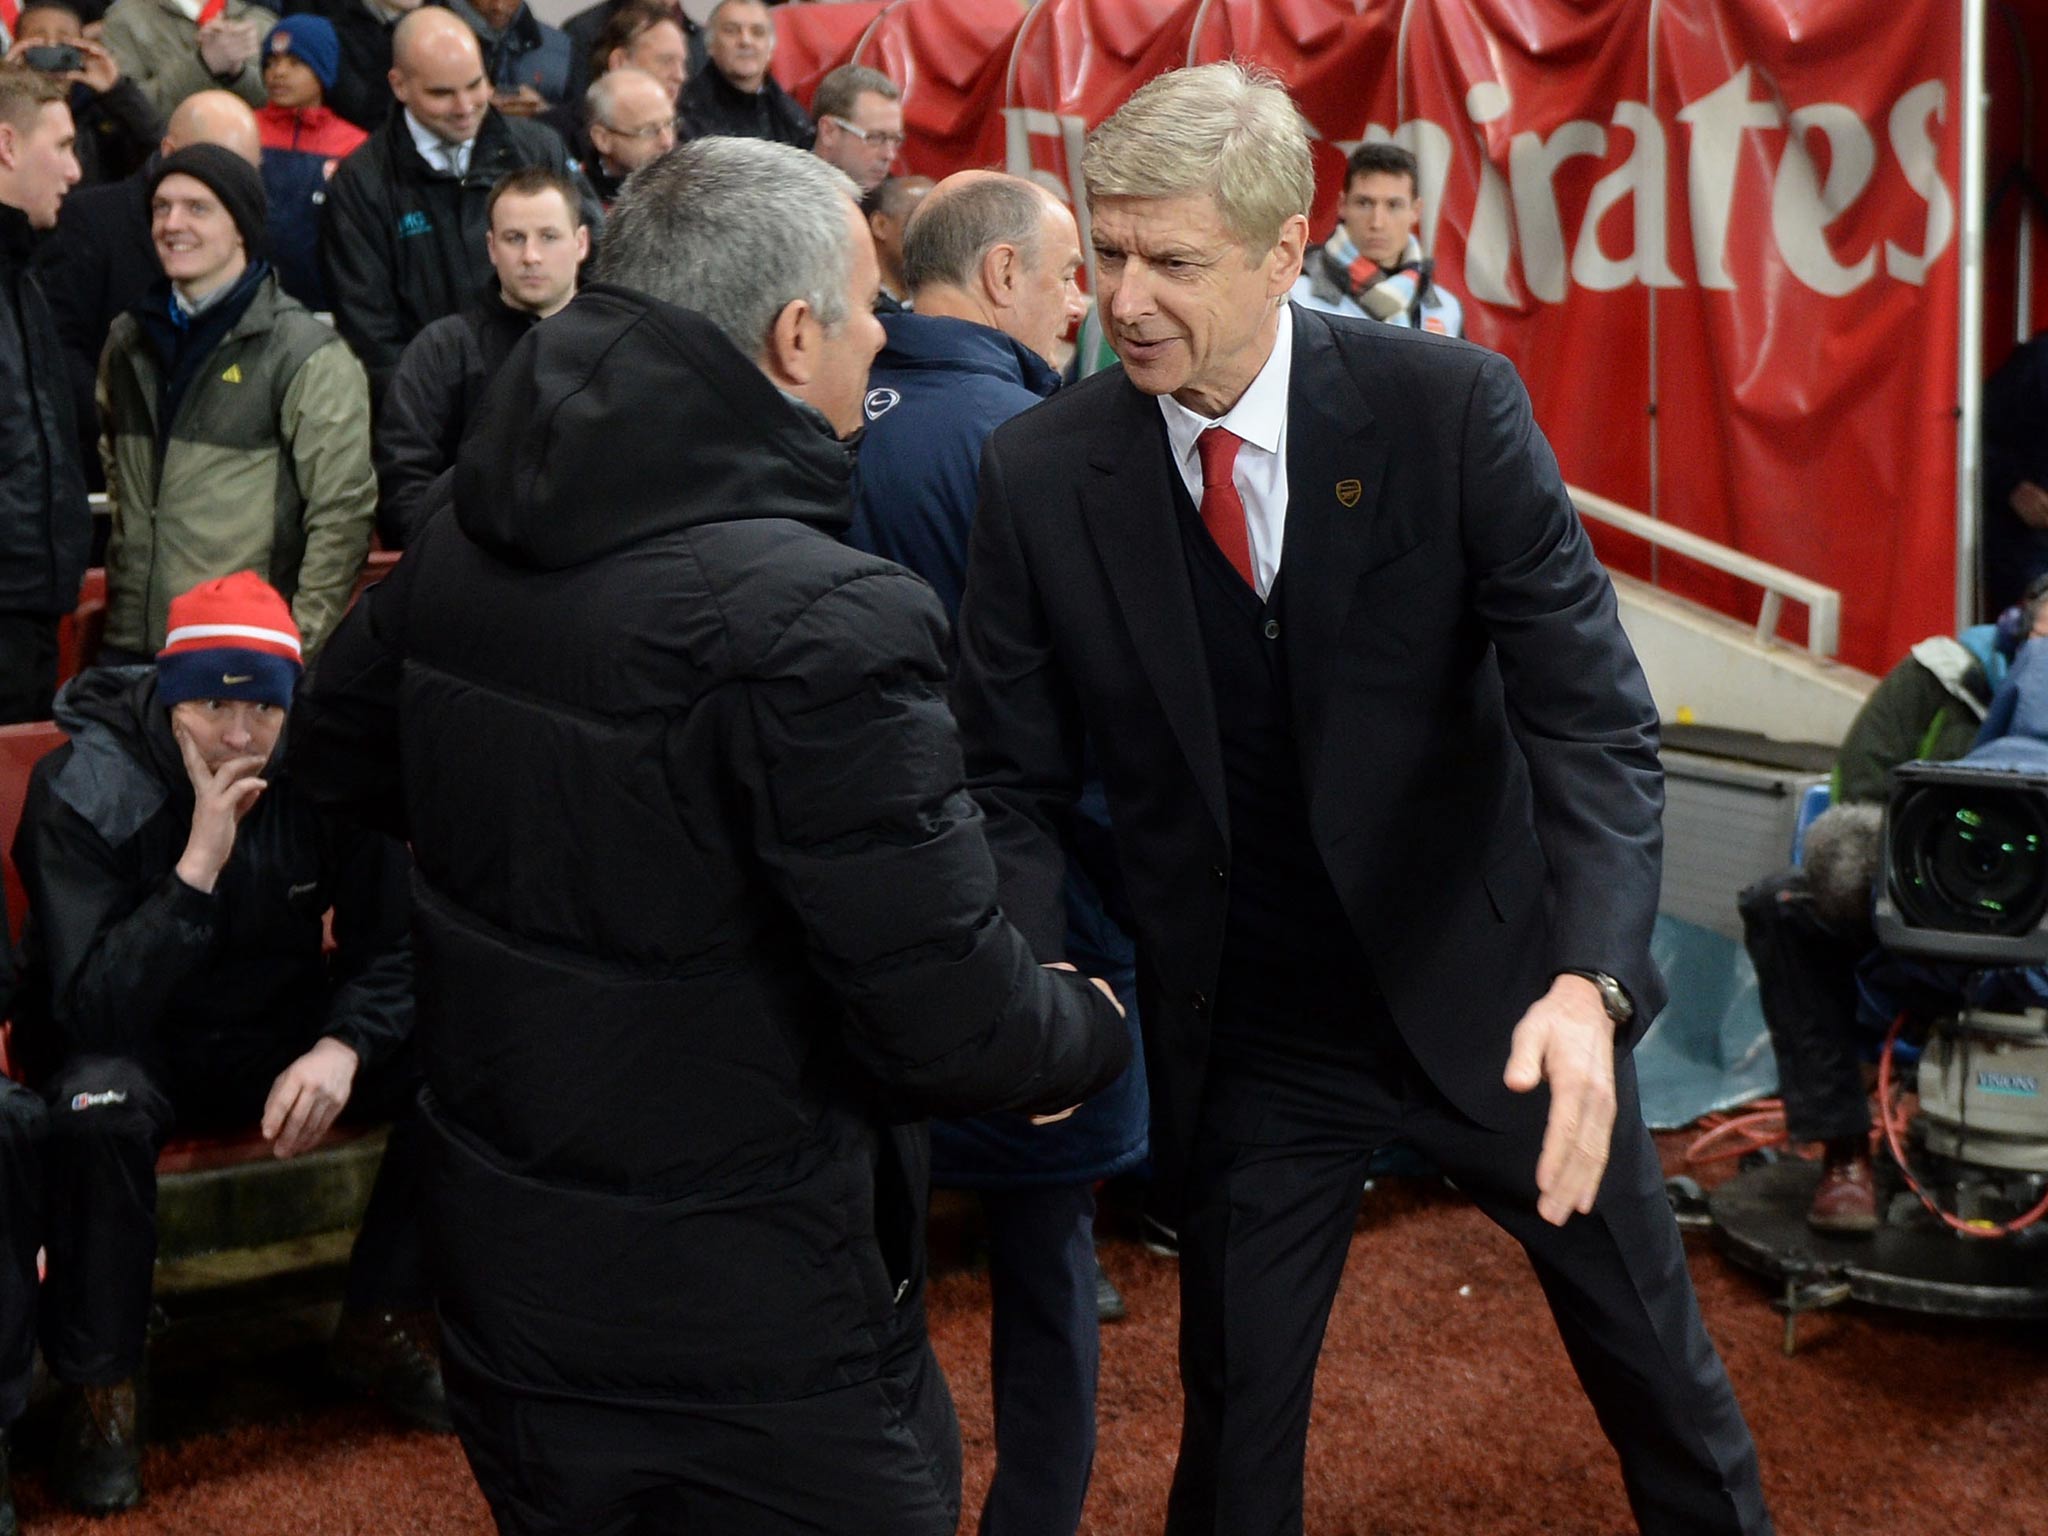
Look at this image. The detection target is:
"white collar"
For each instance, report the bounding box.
[404,108,474,168]
[1156,301,1293,463]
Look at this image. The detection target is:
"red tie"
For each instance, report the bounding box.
[1196,427,1255,590]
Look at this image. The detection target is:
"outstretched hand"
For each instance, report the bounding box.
[1504,973,1618,1226]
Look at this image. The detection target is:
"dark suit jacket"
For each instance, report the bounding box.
[953,305,1666,1192]
[34,166,158,481]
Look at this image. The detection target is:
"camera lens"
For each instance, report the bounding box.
[1894,787,2048,935]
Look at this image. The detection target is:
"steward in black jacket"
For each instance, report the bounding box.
[371,281,537,547]
[319,103,596,396]
[0,201,92,721]
[291,283,1130,1527]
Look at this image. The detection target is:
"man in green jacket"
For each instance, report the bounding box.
[98,142,373,661]
[101,0,278,118]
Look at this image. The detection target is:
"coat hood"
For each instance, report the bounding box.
[454,283,857,571]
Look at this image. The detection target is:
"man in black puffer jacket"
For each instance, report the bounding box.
[291,137,1131,1536]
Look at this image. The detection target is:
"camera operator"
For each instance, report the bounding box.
[1741,582,2048,1230]
[4,2,158,184]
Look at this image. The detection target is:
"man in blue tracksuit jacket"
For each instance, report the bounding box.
[847,170,1148,1536]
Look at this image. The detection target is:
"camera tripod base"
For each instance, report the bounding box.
[1708,1159,2048,1351]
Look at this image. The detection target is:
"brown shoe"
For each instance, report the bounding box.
[330,1308,453,1434]
[52,1378,142,1514]
[1807,1148,1880,1233]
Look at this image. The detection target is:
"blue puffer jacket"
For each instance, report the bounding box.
[851,312,1150,1188]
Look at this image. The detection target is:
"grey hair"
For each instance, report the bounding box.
[812,63,899,122]
[584,66,659,130]
[1082,61,1314,252]
[595,137,858,359]
[705,0,771,38]
[1804,803,1884,939]
[900,175,1045,298]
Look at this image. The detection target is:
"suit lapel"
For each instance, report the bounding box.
[1080,379,1229,839]
[1280,308,1387,781]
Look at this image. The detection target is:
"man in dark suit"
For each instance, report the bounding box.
[952,63,1773,1536]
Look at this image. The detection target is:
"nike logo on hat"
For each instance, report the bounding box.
[222,674,254,685]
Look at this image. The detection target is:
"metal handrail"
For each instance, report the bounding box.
[1568,484,1842,661]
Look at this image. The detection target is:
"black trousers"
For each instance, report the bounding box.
[1165,1036,1772,1536]
[1738,867,1872,1143]
[449,1335,963,1536]
[37,1032,431,1385]
[0,613,58,725]
[0,1079,43,1427]
[977,1181,1100,1536]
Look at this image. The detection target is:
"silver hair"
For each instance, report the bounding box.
[584,66,662,130]
[705,0,772,38]
[1082,61,1314,252]
[1803,803,1884,939]
[899,175,1046,298]
[812,63,899,121]
[594,137,858,359]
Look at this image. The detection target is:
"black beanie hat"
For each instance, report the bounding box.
[150,144,268,262]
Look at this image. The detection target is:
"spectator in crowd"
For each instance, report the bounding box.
[676,0,806,147]
[321,6,597,399]
[1291,140,1463,337]
[442,0,571,118]
[290,136,1131,1536]
[36,88,258,487]
[864,171,928,314]
[848,169,1141,1536]
[0,64,90,725]
[559,0,691,112]
[588,0,684,105]
[374,164,585,546]
[5,2,159,185]
[1980,332,2048,612]
[1739,586,2048,1231]
[577,66,671,203]
[809,62,897,196]
[10,572,436,1515]
[101,0,277,117]
[278,0,417,133]
[1,1073,44,1536]
[954,63,1769,1536]
[256,14,365,309]
[99,145,374,660]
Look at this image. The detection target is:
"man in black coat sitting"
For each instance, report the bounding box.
[676,0,808,147]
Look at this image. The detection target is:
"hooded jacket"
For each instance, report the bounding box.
[8,667,412,1084]
[0,204,92,619]
[97,265,376,659]
[288,284,1130,1406]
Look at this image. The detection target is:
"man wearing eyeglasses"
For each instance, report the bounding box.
[810,64,901,196]
[582,65,676,204]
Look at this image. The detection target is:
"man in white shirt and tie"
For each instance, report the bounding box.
[320,3,596,399]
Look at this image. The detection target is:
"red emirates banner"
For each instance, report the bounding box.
[777,0,1976,675]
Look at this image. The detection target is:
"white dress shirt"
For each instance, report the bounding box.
[1156,306,1294,600]
[405,109,474,178]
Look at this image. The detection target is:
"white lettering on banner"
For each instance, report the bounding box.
[1005,64,1953,303]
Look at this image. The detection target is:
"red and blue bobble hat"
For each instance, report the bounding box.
[155,572,304,712]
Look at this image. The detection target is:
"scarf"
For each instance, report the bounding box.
[1308,229,1434,324]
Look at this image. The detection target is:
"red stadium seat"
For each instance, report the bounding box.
[54,567,107,690]
[856,0,1030,179]
[769,0,897,109]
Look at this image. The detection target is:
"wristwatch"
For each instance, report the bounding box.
[1562,969,1634,1028]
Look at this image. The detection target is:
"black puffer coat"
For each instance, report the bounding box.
[291,283,1130,1406]
[0,205,90,618]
